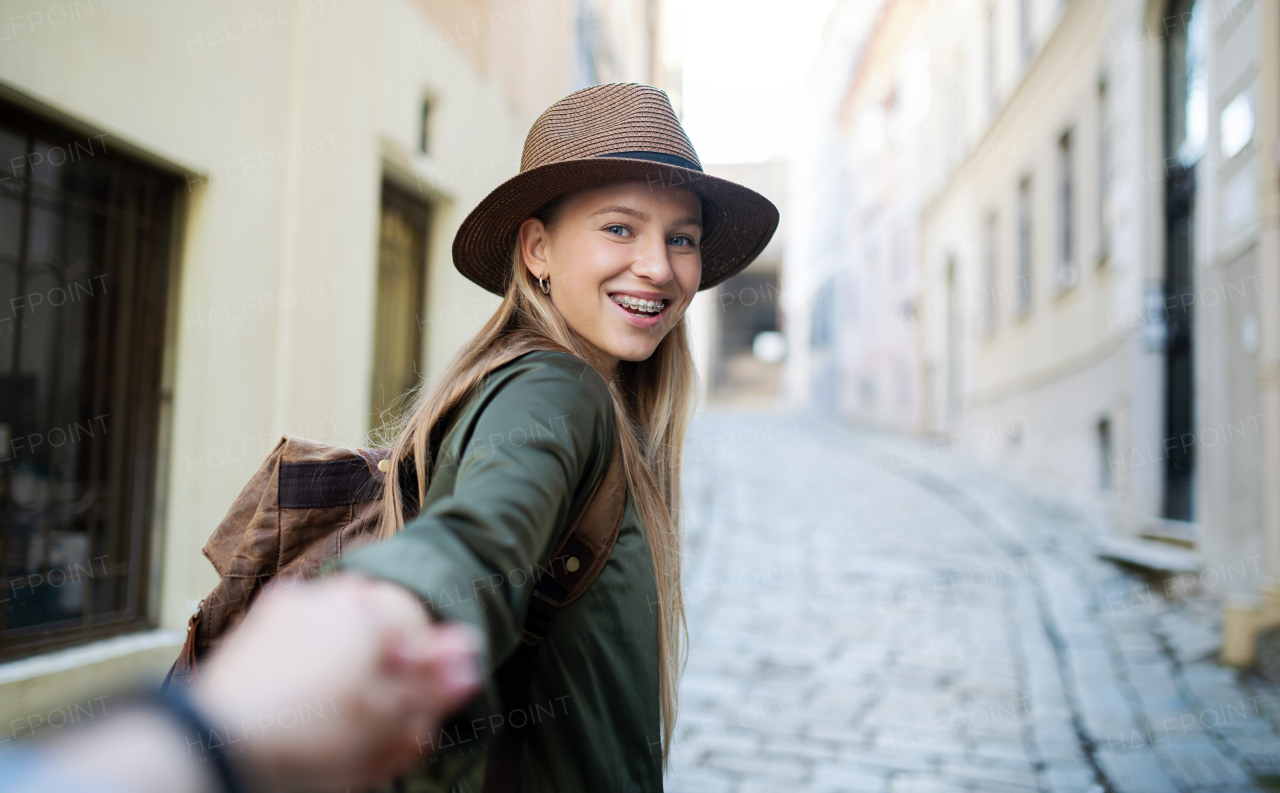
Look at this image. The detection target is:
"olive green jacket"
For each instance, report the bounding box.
[335,350,663,792]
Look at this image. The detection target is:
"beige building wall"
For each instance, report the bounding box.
[411,0,680,126]
[1191,0,1280,661]
[917,0,1279,664]
[920,0,1162,513]
[0,0,668,734]
[1256,0,1280,659]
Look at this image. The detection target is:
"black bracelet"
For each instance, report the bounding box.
[143,686,247,793]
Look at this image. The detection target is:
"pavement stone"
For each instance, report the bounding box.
[664,410,1280,792]
[809,761,888,792]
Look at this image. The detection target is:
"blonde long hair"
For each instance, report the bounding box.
[374,200,694,760]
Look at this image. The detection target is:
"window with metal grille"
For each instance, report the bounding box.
[0,101,176,660]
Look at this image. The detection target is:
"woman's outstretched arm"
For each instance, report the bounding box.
[332,352,616,680]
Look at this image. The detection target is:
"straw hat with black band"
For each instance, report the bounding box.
[452,82,780,297]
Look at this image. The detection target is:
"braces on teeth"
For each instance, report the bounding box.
[612,295,666,314]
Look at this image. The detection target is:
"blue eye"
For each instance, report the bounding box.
[670,235,698,247]
[606,224,631,236]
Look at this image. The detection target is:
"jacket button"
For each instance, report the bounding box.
[566,556,580,573]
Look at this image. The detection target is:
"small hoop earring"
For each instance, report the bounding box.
[538,274,550,295]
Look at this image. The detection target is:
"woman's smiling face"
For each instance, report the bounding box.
[518,180,704,376]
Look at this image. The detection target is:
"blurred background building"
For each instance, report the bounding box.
[0,0,684,732]
[4,0,1280,761]
[691,160,787,405]
[786,0,1280,666]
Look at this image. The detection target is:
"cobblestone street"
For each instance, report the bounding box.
[665,409,1280,793]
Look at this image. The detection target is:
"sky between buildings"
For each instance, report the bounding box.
[681,0,840,164]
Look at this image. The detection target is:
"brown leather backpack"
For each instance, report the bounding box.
[162,356,628,792]
[161,434,394,692]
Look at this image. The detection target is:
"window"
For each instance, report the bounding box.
[0,101,177,660]
[1219,90,1255,160]
[575,4,605,87]
[892,218,909,284]
[947,62,968,166]
[1019,0,1034,66]
[983,212,998,336]
[809,277,836,350]
[1098,416,1113,491]
[371,183,430,426]
[945,256,962,416]
[985,3,999,116]
[1056,129,1076,289]
[1098,75,1112,264]
[1164,0,1205,168]
[419,100,431,155]
[1016,175,1033,315]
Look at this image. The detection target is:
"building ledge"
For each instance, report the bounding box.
[0,630,184,737]
[0,629,184,686]
[1095,535,1202,572]
[1139,517,1198,549]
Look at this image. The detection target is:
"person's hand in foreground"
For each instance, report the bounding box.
[37,572,482,793]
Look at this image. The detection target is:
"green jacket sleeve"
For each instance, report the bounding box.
[333,353,616,673]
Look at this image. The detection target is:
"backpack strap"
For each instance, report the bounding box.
[481,436,627,793]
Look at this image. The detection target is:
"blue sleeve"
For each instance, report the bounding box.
[0,743,127,793]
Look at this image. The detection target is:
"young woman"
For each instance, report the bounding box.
[334,82,778,792]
